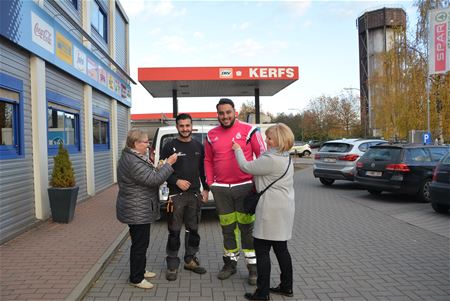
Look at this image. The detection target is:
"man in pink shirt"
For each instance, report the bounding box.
[204,98,266,285]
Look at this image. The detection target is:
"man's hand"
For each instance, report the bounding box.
[201,190,209,203]
[232,140,241,150]
[176,179,191,191]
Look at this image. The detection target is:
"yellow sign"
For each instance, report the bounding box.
[56,32,72,65]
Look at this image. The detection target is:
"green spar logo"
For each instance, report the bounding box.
[435,11,447,22]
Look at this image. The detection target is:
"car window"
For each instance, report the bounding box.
[405,148,431,162]
[442,153,450,165]
[365,148,400,161]
[319,143,352,153]
[429,147,448,162]
[358,143,369,152]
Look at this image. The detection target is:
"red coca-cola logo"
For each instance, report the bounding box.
[34,23,52,45]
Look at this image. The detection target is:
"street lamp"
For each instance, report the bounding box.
[288,108,304,141]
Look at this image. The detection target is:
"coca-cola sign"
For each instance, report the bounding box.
[31,12,54,53]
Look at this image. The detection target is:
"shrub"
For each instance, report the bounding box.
[50,143,76,187]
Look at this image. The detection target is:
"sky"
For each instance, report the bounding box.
[123,0,417,116]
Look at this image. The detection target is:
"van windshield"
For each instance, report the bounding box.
[160,133,205,155]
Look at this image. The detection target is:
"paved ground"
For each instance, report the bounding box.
[0,185,128,301]
[83,166,450,301]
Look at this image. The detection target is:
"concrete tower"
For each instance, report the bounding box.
[357,7,406,137]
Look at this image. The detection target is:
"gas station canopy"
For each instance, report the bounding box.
[137,66,299,123]
[138,66,299,97]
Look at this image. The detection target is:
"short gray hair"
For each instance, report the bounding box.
[126,128,147,148]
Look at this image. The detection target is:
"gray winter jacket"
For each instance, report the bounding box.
[116,147,174,224]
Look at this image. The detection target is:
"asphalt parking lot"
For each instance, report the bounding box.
[83,165,450,301]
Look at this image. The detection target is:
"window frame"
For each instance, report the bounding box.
[0,72,24,160]
[47,90,81,156]
[91,0,108,42]
[93,109,110,152]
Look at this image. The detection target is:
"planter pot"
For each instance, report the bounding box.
[48,186,79,223]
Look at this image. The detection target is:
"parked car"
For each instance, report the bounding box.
[313,138,387,185]
[355,144,449,202]
[308,140,323,148]
[289,141,312,157]
[430,151,450,213]
[149,125,215,210]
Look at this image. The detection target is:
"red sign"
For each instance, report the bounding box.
[138,66,299,81]
[434,23,447,72]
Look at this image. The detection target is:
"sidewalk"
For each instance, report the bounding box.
[0,185,128,301]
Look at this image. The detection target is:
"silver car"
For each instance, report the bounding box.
[313,138,387,185]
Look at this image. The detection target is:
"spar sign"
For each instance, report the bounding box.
[428,7,450,75]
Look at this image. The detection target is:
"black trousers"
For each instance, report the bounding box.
[254,237,293,297]
[166,192,201,269]
[128,223,151,284]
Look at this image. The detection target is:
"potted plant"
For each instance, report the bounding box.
[48,143,79,223]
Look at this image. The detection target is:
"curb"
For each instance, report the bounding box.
[67,226,129,301]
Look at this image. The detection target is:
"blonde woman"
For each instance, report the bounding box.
[232,123,295,300]
[117,129,177,289]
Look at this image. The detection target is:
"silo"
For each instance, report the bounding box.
[357,7,406,137]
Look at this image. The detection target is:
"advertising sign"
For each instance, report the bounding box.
[31,12,54,53]
[0,0,131,107]
[56,32,72,65]
[428,7,450,75]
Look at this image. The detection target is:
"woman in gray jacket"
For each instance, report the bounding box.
[232,123,295,301]
[117,129,177,289]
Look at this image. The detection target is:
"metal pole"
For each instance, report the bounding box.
[172,89,178,117]
[255,88,260,124]
[426,77,430,133]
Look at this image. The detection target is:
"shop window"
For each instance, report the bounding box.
[91,0,107,42]
[0,73,23,159]
[47,93,81,155]
[93,115,109,151]
[70,0,78,10]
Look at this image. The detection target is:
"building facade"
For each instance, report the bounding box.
[0,0,132,243]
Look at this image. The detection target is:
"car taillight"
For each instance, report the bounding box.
[386,163,410,172]
[432,165,440,181]
[314,154,321,160]
[356,161,363,168]
[338,154,359,161]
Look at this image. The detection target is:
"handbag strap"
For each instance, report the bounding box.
[259,156,291,195]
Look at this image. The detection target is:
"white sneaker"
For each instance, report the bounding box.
[144,270,156,278]
[130,279,154,289]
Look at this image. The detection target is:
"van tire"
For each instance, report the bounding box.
[418,178,432,203]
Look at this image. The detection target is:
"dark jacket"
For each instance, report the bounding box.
[116,147,173,224]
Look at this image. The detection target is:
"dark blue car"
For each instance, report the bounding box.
[430,152,450,213]
[355,144,449,202]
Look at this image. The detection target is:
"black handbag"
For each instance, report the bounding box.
[244,157,292,214]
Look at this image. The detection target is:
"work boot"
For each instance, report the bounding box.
[184,256,207,274]
[247,264,257,285]
[217,256,237,280]
[166,269,178,281]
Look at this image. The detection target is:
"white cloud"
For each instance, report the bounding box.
[303,20,313,28]
[154,35,196,53]
[285,0,312,16]
[193,32,204,39]
[122,0,186,18]
[230,38,264,57]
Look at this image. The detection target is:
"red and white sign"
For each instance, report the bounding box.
[428,8,450,75]
[31,12,54,53]
[138,66,299,81]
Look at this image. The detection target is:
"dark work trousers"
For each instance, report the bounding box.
[128,223,151,284]
[210,183,255,259]
[166,192,202,270]
[254,237,293,297]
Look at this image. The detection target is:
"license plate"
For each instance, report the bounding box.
[323,158,336,163]
[366,171,382,177]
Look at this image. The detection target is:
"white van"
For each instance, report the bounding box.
[149,123,273,210]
